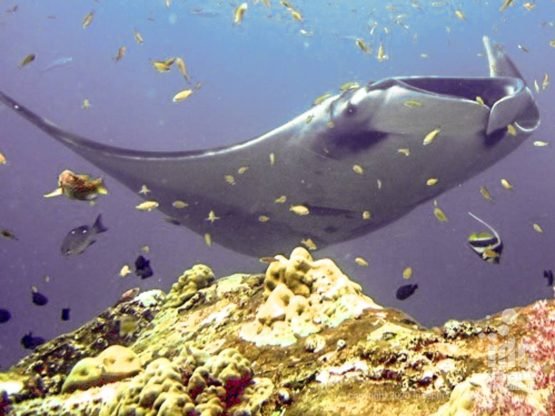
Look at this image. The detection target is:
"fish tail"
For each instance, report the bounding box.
[93,214,108,234]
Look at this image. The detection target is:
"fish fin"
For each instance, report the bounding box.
[43,187,63,198]
[92,214,108,234]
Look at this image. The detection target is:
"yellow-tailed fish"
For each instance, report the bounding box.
[269,153,276,165]
[224,175,236,185]
[81,99,91,109]
[82,11,95,29]
[119,264,132,278]
[234,3,248,25]
[258,215,270,223]
[275,195,287,204]
[352,164,364,175]
[499,0,514,12]
[403,100,423,108]
[172,200,188,209]
[506,124,517,136]
[172,89,193,103]
[423,127,441,145]
[550,40,555,48]
[542,73,550,90]
[455,9,465,20]
[500,178,513,190]
[114,46,126,62]
[362,210,371,220]
[377,43,388,62]
[134,30,144,45]
[433,206,448,222]
[206,210,220,223]
[204,233,212,247]
[355,257,369,267]
[426,178,438,186]
[139,185,151,195]
[397,148,410,156]
[402,267,413,279]
[533,223,543,233]
[340,81,360,91]
[523,2,535,10]
[237,166,249,174]
[313,92,332,106]
[534,80,540,93]
[289,8,303,22]
[533,140,549,147]
[0,151,6,165]
[290,205,309,216]
[19,54,36,68]
[136,200,159,211]
[475,96,485,106]
[480,185,493,202]
[355,38,370,54]
[175,57,191,82]
[152,57,176,72]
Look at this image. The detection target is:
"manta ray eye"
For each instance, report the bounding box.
[345,103,357,116]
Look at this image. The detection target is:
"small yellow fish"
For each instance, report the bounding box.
[114,46,126,62]
[423,127,441,145]
[224,175,236,185]
[81,99,91,109]
[542,73,550,90]
[237,166,249,175]
[533,223,543,233]
[533,141,549,147]
[500,0,514,12]
[19,54,36,68]
[305,114,314,124]
[362,210,371,220]
[0,151,6,165]
[206,210,220,223]
[500,178,513,190]
[523,2,535,11]
[301,238,317,250]
[352,164,364,175]
[175,57,191,82]
[377,179,382,190]
[480,185,493,201]
[454,9,465,20]
[475,96,485,106]
[139,185,151,195]
[313,92,332,106]
[234,3,248,25]
[119,264,132,278]
[172,89,193,103]
[403,100,423,108]
[82,11,95,29]
[340,81,360,91]
[402,266,413,280]
[134,30,144,45]
[204,233,212,247]
[141,245,150,253]
[506,124,517,136]
[377,43,388,62]
[289,8,303,22]
[397,148,410,156]
[269,153,276,166]
[136,200,159,211]
[152,57,175,72]
[172,200,188,209]
[290,204,310,216]
[355,38,371,54]
[258,215,270,223]
[551,40,555,48]
[433,206,448,222]
[534,80,540,93]
[355,257,369,267]
[426,178,439,186]
[275,195,287,204]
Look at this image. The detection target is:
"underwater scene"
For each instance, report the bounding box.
[1,0,555,414]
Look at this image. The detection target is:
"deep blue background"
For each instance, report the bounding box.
[1,0,555,368]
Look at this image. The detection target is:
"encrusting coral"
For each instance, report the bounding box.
[240,246,382,346]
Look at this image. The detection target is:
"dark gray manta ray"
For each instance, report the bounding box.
[0,37,540,257]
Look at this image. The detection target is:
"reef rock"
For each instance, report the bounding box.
[0,247,553,415]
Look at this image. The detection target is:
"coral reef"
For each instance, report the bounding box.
[0,247,553,415]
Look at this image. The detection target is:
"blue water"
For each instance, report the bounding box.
[0,0,554,368]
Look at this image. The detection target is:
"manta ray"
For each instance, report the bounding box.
[0,37,540,257]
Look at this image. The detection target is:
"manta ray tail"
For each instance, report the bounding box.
[483,36,540,135]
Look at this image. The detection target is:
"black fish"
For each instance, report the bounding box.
[135,255,153,279]
[0,308,11,323]
[61,308,71,321]
[32,290,48,306]
[396,284,418,300]
[61,214,108,256]
[20,332,45,350]
[543,270,554,287]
